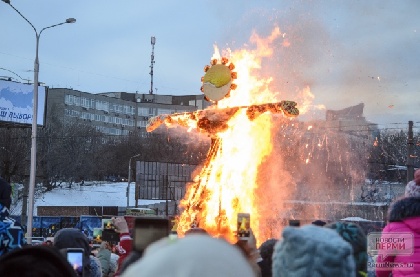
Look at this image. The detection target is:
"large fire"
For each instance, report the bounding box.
[148,27,313,245]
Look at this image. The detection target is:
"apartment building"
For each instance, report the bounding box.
[46,88,210,135]
[325,102,378,138]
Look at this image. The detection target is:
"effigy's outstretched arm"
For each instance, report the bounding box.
[146,100,299,134]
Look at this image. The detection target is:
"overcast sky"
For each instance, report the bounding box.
[1,0,419,127]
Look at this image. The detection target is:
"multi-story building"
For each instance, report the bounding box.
[46,88,211,135]
[325,102,378,138]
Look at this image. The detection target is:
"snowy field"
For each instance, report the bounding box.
[10,182,165,216]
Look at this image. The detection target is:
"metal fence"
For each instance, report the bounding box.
[135,161,197,203]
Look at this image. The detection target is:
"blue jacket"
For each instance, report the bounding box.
[0,203,26,256]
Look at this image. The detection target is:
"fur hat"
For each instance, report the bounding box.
[0,177,11,209]
[325,221,368,273]
[121,234,255,277]
[272,224,355,277]
[388,196,420,222]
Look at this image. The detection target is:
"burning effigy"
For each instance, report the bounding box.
[147,30,302,244]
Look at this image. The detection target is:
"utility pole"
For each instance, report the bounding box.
[407,120,414,183]
[149,36,156,94]
[127,153,141,207]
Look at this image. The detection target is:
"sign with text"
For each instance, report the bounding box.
[368,232,414,259]
[0,79,47,126]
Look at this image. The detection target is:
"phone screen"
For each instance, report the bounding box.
[133,217,169,252]
[67,249,84,276]
[102,218,116,230]
[237,213,251,240]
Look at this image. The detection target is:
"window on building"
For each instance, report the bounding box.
[157,108,173,115]
[65,109,80,117]
[137,120,148,128]
[65,95,73,105]
[81,97,90,108]
[81,112,90,120]
[90,99,96,109]
[138,107,148,116]
[96,101,109,112]
[73,96,80,106]
[197,99,203,109]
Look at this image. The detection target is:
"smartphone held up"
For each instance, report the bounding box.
[237,213,251,240]
[101,216,120,243]
[65,248,84,276]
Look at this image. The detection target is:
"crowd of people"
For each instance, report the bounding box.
[0,169,419,276]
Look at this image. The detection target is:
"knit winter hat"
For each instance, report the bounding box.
[121,234,255,277]
[325,221,368,273]
[272,224,355,277]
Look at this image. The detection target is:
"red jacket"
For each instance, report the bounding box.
[114,233,132,276]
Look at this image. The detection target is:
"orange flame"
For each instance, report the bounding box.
[177,27,311,245]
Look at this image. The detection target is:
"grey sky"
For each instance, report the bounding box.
[1,0,419,127]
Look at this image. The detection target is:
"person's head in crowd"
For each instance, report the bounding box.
[185,227,208,236]
[0,245,77,277]
[272,224,355,277]
[121,234,256,277]
[324,221,368,276]
[311,219,326,227]
[288,219,300,227]
[404,169,420,197]
[99,241,110,251]
[258,238,278,277]
[414,168,420,185]
[54,228,102,277]
[0,177,12,209]
[387,196,420,223]
[44,240,53,246]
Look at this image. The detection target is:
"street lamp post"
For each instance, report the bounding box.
[2,0,75,245]
[127,154,141,208]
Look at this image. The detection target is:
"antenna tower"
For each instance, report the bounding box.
[149,36,156,94]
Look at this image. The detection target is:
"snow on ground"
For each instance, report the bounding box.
[341,216,372,222]
[10,182,165,216]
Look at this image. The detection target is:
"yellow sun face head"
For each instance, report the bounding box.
[203,64,232,88]
[201,58,237,102]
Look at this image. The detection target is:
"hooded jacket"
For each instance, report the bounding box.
[0,177,26,257]
[376,197,420,277]
[97,242,111,276]
[0,203,26,256]
[54,228,102,277]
